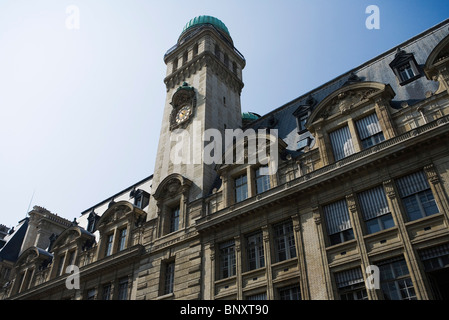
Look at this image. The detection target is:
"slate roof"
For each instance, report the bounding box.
[247,19,449,155]
[0,218,29,263]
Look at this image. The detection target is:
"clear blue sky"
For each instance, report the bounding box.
[0,0,448,228]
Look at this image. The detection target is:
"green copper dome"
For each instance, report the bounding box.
[242,112,260,121]
[181,15,230,37]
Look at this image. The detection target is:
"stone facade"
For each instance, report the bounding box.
[3,16,449,300]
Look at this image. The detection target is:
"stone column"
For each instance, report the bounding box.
[261,226,274,300]
[291,214,310,300]
[347,119,362,153]
[424,164,449,223]
[375,96,396,139]
[234,236,243,300]
[345,194,378,300]
[312,206,333,300]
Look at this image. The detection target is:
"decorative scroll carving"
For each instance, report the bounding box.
[424,163,440,185]
[383,180,396,199]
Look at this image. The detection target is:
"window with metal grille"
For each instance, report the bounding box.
[396,171,439,221]
[356,113,385,149]
[323,199,354,245]
[334,267,368,300]
[329,125,355,161]
[358,185,394,234]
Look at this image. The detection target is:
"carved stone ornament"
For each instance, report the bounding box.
[169,82,197,131]
[321,88,378,118]
[166,178,181,196]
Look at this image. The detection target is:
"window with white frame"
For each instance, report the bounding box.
[378,257,416,300]
[355,113,385,149]
[329,125,355,161]
[246,231,265,271]
[334,267,368,300]
[323,199,354,246]
[358,185,394,234]
[398,63,416,82]
[273,220,296,262]
[219,240,236,279]
[396,171,439,222]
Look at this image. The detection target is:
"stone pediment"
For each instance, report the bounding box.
[306,82,395,129]
[153,173,192,201]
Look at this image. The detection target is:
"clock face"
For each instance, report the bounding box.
[175,105,192,124]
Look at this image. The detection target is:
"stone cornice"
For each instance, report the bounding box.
[164,51,244,94]
[196,114,449,233]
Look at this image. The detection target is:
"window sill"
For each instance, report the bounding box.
[398,74,422,86]
[325,239,357,251]
[156,292,174,300]
[404,212,443,227]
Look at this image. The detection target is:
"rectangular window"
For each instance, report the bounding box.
[273,220,296,262]
[335,268,367,300]
[358,186,394,234]
[56,255,65,276]
[329,125,355,161]
[235,174,248,203]
[323,199,354,245]
[246,232,265,271]
[219,240,236,279]
[86,288,96,300]
[105,234,114,257]
[379,258,417,300]
[356,113,385,149]
[297,115,308,132]
[279,285,301,300]
[102,284,111,300]
[255,166,271,194]
[118,228,127,251]
[297,137,310,151]
[246,292,267,300]
[118,278,128,300]
[396,171,439,221]
[399,63,416,82]
[169,206,180,233]
[67,250,75,266]
[164,262,175,295]
[419,243,449,272]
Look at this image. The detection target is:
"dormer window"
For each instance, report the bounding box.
[131,189,150,209]
[398,63,416,82]
[389,48,421,86]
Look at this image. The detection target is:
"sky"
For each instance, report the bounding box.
[0,0,448,229]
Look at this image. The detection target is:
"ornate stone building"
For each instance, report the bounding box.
[3,16,449,300]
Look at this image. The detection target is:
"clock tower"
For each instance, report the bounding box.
[149,16,246,220]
